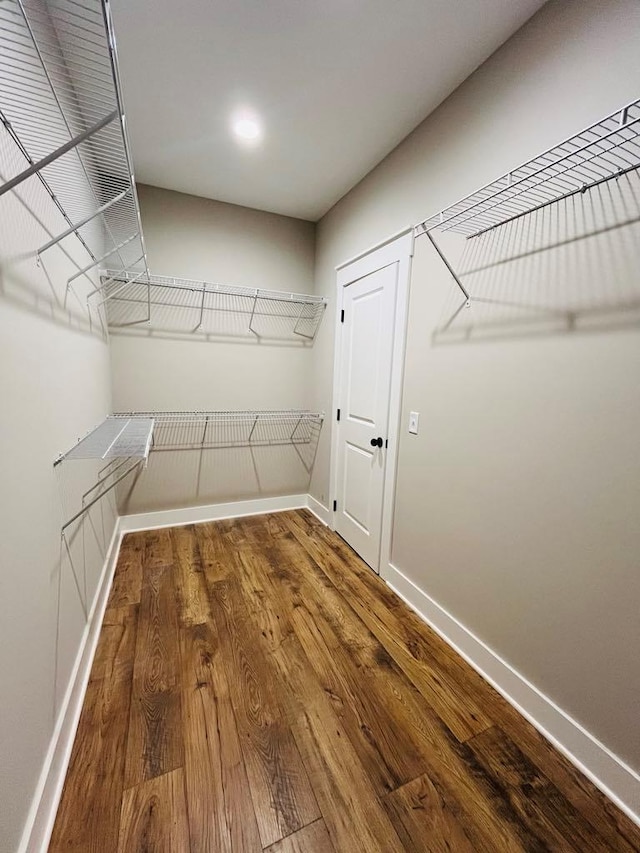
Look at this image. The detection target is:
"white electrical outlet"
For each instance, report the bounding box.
[409,411,419,434]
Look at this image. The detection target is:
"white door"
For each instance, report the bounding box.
[335,262,397,571]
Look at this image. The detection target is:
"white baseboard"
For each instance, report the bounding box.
[19,520,123,853]
[306,494,331,525]
[384,561,640,828]
[120,493,309,533]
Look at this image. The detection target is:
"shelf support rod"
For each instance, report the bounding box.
[82,455,131,502]
[68,233,139,287]
[61,459,142,533]
[37,188,130,256]
[293,302,315,340]
[423,231,471,303]
[88,259,145,300]
[248,415,259,442]
[97,270,145,305]
[194,282,207,331]
[290,414,304,441]
[201,416,209,450]
[0,109,118,199]
[249,290,259,335]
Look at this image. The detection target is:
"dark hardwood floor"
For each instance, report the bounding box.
[49,509,640,851]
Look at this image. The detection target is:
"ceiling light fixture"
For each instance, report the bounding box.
[232,112,262,144]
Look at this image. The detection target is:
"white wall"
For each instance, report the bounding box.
[312,0,640,776]
[0,127,116,848]
[110,185,320,512]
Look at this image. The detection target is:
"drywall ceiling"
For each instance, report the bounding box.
[111,0,547,221]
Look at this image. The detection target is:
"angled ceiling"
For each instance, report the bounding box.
[111,0,547,221]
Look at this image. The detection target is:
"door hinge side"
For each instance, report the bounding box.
[340,309,344,323]
[336,408,340,421]
[333,500,337,512]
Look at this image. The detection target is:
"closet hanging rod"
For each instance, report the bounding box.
[0,106,97,264]
[0,108,117,198]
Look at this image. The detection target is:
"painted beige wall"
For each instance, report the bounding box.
[312,0,640,772]
[110,186,320,512]
[0,135,116,847]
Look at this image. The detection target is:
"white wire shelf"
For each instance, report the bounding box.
[56,416,154,465]
[97,271,328,340]
[55,416,153,532]
[416,99,640,239]
[0,0,149,287]
[55,411,322,528]
[112,410,325,450]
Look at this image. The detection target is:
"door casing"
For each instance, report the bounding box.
[329,227,414,576]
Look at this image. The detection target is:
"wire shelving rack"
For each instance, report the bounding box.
[55,416,154,532]
[414,98,640,306]
[0,0,149,290]
[98,271,328,340]
[112,410,325,450]
[55,411,323,531]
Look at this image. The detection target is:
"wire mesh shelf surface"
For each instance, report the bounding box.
[56,416,154,464]
[112,410,325,450]
[98,271,328,339]
[0,0,148,284]
[416,99,640,238]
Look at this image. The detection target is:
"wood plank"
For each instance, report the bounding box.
[285,511,640,852]
[208,574,321,848]
[281,511,492,743]
[89,603,138,684]
[270,632,406,853]
[384,773,476,853]
[49,673,131,851]
[106,531,144,609]
[117,768,190,852]
[228,526,474,852]
[195,520,234,583]
[180,621,261,852]
[233,536,424,795]
[144,526,173,569]
[124,563,183,788]
[171,523,211,626]
[264,818,335,853]
[270,525,544,852]
[467,726,613,852]
[502,724,640,853]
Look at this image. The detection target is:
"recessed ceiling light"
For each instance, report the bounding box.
[232,112,262,144]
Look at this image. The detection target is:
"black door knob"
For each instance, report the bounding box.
[370,437,383,448]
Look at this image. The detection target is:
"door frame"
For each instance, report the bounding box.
[329,227,414,575]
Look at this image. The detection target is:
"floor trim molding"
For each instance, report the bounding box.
[384,561,640,827]
[19,520,123,853]
[306,494,331,526]
[119,493,310,533]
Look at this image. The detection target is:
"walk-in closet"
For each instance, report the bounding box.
[1,0,639,850]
